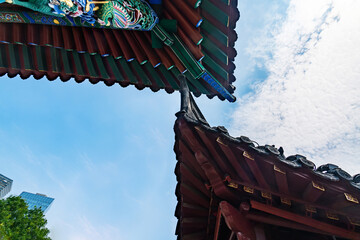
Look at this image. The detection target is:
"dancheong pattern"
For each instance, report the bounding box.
[0,0,158,30]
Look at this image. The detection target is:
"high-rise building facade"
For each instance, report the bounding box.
[0,174,13,199]
[20,192,54,214]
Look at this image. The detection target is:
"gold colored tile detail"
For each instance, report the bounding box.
[348,217,360,226]
[274,165,286,174]
[243,151,254,161]
[216,137,227,146]
[312,181,325,191]
[281,197,291,206]
[228,182,238,189]
[305,205,317,213]
[344,193,359,204]
[261,192,272,200]
[326,212,339,221]
[194,126,204,133]
[243,186,254,194]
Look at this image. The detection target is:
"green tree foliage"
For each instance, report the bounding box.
[0,196,51,240]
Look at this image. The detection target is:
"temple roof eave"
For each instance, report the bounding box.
[174,79,360,239]
[0,0,240,101]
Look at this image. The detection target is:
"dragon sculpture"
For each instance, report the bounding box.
[3,0,157,30]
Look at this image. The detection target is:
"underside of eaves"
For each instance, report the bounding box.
[0,0,239,101]
[173,78,360,239]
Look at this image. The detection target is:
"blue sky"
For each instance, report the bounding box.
[1,0,360,239]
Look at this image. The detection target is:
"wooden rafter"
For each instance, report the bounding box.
[250,200,360,240]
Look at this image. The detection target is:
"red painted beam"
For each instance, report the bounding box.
[246,212,329,236]
[240,149,270,189]
[178,139,208,180]
[250,200,360,240]
[273,165,290,195]
[216,137,252,183]
[227,177,359,220]
[195,127,237,177]
[302,181,325,203]
[219,201,256,240]
[195,151,239,200]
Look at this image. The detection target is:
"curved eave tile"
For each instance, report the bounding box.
[173,90,360,238]
[0,0,239,100]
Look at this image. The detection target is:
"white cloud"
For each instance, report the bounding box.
[231,0,360,174]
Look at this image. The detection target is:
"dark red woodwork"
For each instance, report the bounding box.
[219,201,256,240]
[250,200,360,240]
[174,81,360,239]
[245,212,329,236]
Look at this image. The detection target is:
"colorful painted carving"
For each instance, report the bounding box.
[97,0,156,30]
[0,12,24,23]
[1,0,158,30]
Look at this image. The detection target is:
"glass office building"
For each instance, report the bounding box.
[0,174,13,199]
[20,192,54,214]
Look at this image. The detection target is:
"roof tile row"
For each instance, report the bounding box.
[0,0,239,100]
